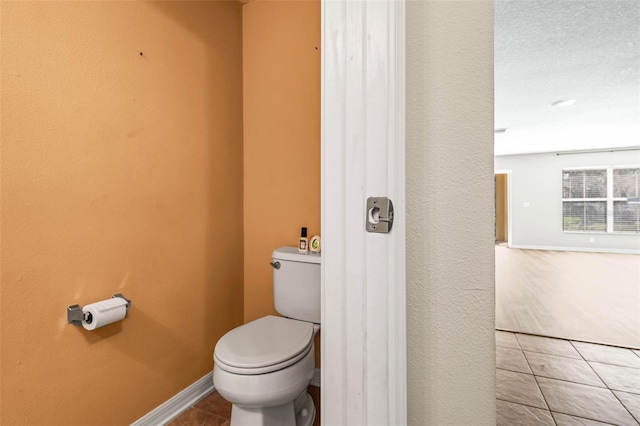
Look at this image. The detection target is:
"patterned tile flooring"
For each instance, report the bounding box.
[496,330,640,425]
[168,385,320,426]
[169,332,639,425]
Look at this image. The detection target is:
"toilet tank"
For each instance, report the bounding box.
[272,247,321,324]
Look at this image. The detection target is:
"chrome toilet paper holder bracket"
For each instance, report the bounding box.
[67,293,132,326]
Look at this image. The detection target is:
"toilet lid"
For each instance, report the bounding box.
[214,316,315,371]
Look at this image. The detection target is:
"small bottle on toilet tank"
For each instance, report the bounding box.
[299,227,309,253]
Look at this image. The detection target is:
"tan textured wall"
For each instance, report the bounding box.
[242,0,321,323]
[406,0,496,424]
[0,2,244,424]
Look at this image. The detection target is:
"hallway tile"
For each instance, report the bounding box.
[524,351,605,388]
[572,341,640,369]
[589,362,640,394]
[516,334,581,359]
[496,400,554,426]
[497,346,532,374]
[633,350,640,359]
[537,376,637,425]
[496,369,547,409]
[552,412,615,425]
[496,330,521,349]
[614,390,640,424]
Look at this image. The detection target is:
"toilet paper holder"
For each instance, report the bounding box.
[67,294,132,326]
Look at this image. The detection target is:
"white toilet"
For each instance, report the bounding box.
[213,247,321,426]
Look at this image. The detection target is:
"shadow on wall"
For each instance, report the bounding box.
[146,0,246,352]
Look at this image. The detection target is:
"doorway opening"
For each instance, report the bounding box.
[494,1,640,423]
[494,172,509,246]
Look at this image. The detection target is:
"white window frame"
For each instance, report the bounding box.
[612,165,640,233]
[562,167,608,233]
[562,165,640,234]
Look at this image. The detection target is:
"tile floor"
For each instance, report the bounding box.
[168,385,320,426]
[496,330,640,425]
[170,332,639,425]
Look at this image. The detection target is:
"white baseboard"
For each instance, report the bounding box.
[131,372,214,426]
[310,367,321,387]
[509,244,640,255]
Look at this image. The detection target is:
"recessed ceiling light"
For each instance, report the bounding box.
[494,128,508,134]
[551,99,576,108]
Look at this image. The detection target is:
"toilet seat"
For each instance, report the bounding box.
[214,315,315,375]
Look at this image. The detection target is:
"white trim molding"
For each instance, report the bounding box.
[321,0,406,424]
[131,372,214,426]
[510,244,640,255]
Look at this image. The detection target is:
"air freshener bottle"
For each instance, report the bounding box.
[299,227,309,253]
[310,235,321,253]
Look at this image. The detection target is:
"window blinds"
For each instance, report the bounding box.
[562,170,606,232]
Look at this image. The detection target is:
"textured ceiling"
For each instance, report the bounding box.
[494,0,640,155]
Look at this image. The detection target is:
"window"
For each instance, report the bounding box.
[562,169,607,232]
[562,167,640,233]
[613,168,640,233]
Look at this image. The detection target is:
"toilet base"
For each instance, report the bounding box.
[230,391,315,426]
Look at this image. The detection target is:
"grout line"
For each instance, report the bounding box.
[570,341,640,425]
[614,389,640,397]
[498,328,640,352]
[588,359,640,373]
[496,334,640,423]
[521,350,608,389]
[495,343,523,351]
[528,373,607,391]
[570,340,640,369]
[521,352,607,390]
[496,344,624,426]
[496,330,523,350]
[549,409,619,426]
[496,366,533,376]
[523,354,557,425]
[513,332,584,361]
[579,342,638,397]
[582,357,640,371]
[516,348,582,360]
[521,342,639,426]
[495,398,551,414]
[592,380,640,424]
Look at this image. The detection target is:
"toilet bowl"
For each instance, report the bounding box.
[214,316,319,426]
[213,247,321,426]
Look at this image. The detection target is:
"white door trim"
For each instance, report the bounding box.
[321,1,406,424]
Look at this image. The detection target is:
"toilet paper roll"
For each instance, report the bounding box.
[82,298,128,330]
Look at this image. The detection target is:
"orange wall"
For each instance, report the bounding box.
[242,0,321,323]
[0,2,244,424]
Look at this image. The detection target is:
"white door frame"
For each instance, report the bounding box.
[321,1,406,424]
